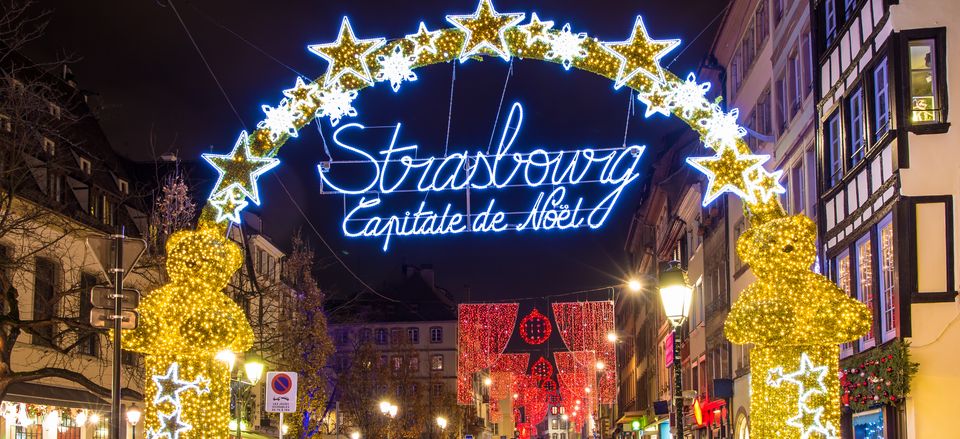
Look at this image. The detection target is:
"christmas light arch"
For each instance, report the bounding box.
[142,0,874,437]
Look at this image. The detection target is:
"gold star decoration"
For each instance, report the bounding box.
[308,17,385,86]
[686,144,769,205]
[446,0,525,61]
[749,167,787,203]
[518,12,554,46]
[282,76,320,116]
[406,21,442,56]
[209,189,249,224]
[637,81,674,118]
[603,16,680,88]
[202,131,281,206]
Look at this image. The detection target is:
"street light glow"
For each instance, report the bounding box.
[125,405,142,426]
[627,278,642,292]
[379,401,391,414]
[596,361,605,370]
[606,332,617,343]
[483,377,493,387]
[436,416,448,430]
[244,353,265,384]
[215,350,236,371]
[350,432,361,439]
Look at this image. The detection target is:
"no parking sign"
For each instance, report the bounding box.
[265,372,298,413]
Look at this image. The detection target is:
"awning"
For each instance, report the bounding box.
[4,382,109,411]
[616,411,648,425]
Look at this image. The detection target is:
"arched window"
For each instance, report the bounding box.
[736,414,750,439]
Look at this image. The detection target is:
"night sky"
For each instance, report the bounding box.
[28,0,725,302]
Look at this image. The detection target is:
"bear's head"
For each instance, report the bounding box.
[165,228,243,291]
[737,214,817,279]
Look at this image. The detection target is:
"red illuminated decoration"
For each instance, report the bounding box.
[552,301,617,403]
[555,350,596,430]
[531,356,554,380]
[540,377,558,395]
[519,308,552,345]
[490,353,529,403]
[691,398,727,428]
[457,303,520,404]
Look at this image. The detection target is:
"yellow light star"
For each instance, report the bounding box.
[282,76,320,116]
[749,167,787,203]
[446,0,525,61]
[603,16,680,88]
[518,12,554,46]
[202,131,280,206]
[209,188,249,224]
[308,17,385,86]
[406,21,441,56]
[686,144,768,205]
[637,81,673,118]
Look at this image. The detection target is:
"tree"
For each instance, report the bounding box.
[0,0,146,401]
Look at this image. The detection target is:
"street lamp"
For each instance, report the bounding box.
[627,278,642,292]
[350,432,361,439]
[606,332,618,343]
[436,416,447,438]
[379,401,398,439]
[221,351,265,439]
[658,261,692,439]
[244,353,265,384]
[126,405,142,439]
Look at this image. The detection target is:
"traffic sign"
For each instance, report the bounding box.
[85,235,146,285]
[91,286,140,309]
[265,372,298,413]
[90,309,138,330]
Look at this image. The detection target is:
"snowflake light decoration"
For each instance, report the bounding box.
[258,99,299,141]
[698,104,747,149]
[669,73,711,119]
[545,24,588,70]
[375,44,419,92]
[316,85,359,126]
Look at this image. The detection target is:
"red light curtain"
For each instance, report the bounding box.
[552,301,617,402]
[457,303,519,404]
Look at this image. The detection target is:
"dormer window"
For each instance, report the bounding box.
[42,137,55,155]
[118,179,129,194]
[48,103,61,120]
[0,114,10,133]
[80,158,92,175]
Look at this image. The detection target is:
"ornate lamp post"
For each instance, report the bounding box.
[125,405,141,439]
[658,262,693,439]
[218,351,264,439]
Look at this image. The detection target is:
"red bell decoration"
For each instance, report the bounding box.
[519,308,553,345]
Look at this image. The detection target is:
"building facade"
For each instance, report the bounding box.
[813,0,960,437]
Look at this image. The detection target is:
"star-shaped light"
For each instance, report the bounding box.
[518,12,554,46]
[258,99,299,142]
[155,409,192,439]
[786,404,832,439]
[375,44,418,92]
[210,188,249,224]
[202,131,281,205]
[637,81,674,118]
[316,85,359,126]
[308,17,385,86]
[152,363,205,406]
[699,104,748,149]
[669,73,711,119]
[545,24,588,70]
[686,144,768,205]
[446,0,525,62]
[768,353,829,403]
[602,16,680,88]
[405,22,441,56]
[749,167,787,203]
[282,77,320,116]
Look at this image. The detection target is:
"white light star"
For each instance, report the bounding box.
[602,16,680,88]
[669,73,711,119]
[637,81,673,118]
[768,353,837,439]
[210,187,249,224]
[545,24,588,70]
[258,99,299,142]
[405,22,441,56]
[316,85,359,126]
[375,44,418,92]
[446,0,525,62]
[202,132,281,205]
[308,17,385,86]
[699,104,748,149]
[152,363,208,406]
[518,12,554,46]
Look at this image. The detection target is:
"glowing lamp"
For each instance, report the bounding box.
[561,414,569,421]
[379,401,391,414]
[215,350,237,371]
[606,332,617,343]
[125,405,142,426]
[75,411,88,426]
[596,361,605,370]
[693,399,703,426]
[436,416,448,430]
[350,432,361,439]
[627,279,642,292]
[388,405,398,418]
[244,353,265,384]
[658,262,692,326]
[631,420,641,431]
[88,413,100,425]
[483,377,493,387]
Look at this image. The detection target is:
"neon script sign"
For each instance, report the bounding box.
[318,103,645,250]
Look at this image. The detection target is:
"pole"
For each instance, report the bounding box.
[279,412,284,439]
[111,228,124,439]
[236,380,242,439]
[673,326,683,439]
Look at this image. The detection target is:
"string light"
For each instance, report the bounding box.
[686,144,769,206]
[519,308,552,345]
[698,103,748,150]
[258,99,299,142]
[553,302,616,402]
[405,22,441,56]
[668,72,711,119]
[457,303,519,404]
[123,228,253,436]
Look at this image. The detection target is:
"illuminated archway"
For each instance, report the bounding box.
[130,1,873,438]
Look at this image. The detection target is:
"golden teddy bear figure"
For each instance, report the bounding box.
[725,214,871,439]
[124,228,254,438]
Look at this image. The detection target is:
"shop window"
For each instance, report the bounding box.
[872,58,891,141]
[878,216,897,342]
[855,235,875,350]
[852,408,884,438]
[736,414,750,439]
[848,87,866,166]
[904,29,947,128]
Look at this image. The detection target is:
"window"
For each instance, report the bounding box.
[392,355,403,371]
[48,102,61,119]
[825,0,837,45]
[755,1,769,47]
[731,53,742,92]
[873,58,891,141]
[790,160,806,214]
[42,137,55,155]
[101,196,114,225]
[691,279,704,326]
[835,251,853,357]
[409,355,419,372]
[773,0,784,23]
[430,326,443,343]
[118,179,129,194]
[33,258,58,347]
[878,216,896,342]
[0,113,11,132]
[801,31,814,92]
[776,75,788,132]
[852,408,885,439]
[407,327,419,344]
[337,329,350,345]
[431,354,444,371]
[736,414,750,439]
[80,272,99,356]
[826,113,844,186]
[907,37,944,125]
[390,328,402,344]
[855,235,875,350]
[848,87,866,165]
[47,172,63,203]
[789,50,802,114]
[844,0,857,17]
[360,328,372,343]
[757,89,772,136]
[375,328,388,345]
[431,382,444,397]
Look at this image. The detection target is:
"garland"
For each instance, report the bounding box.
[839,340,918,412]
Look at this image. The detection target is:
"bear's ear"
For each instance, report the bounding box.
[736,227,757,264]
[164,230,188,255]
[792,215,817,236]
